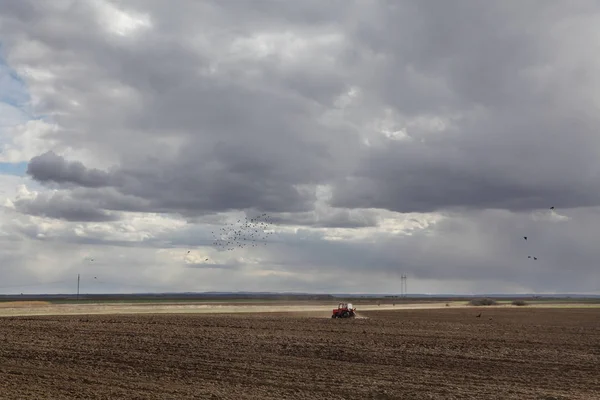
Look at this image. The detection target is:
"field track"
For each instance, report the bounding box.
[0,307,598,399]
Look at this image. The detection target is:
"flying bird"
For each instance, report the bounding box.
[550,206,554,210]
[523,236,527,240]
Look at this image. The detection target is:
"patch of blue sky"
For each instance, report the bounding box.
[0,43,39,176]
[0,161,27,176]
[0,64,29,108]
[0,45,31,113]
[0,43,49,122]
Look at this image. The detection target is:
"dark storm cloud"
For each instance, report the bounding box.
[26,150,318,214]
[8,1,600,219]
[325,2,600,213]
[13,191,119,222]
[27,151,112,188]
[330,130,600,213]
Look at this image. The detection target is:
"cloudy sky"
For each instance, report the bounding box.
[0,1,599,295]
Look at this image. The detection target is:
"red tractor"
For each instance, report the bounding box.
[331,302,356,318]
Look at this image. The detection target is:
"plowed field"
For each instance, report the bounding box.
[0,308,598,399]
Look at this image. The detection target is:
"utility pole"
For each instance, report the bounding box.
[400,274,403,298]
[77,274,80,301]
[400,274,407,298]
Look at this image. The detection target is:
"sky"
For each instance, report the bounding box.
[0,1,599,295]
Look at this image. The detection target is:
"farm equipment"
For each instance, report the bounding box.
[331,302,356,318]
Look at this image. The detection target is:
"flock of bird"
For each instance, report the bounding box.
[523,206,555,261]
[182,213,275,260]
[81,214,276,280]
[211,213,275,251]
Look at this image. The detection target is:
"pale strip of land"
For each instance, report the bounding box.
[0,300,598,317]
[0,302,456,317]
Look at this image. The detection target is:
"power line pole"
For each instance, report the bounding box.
[400,274,407,298]
[400,274,405,298]
[400,275,403,297]
[77,274,80,301]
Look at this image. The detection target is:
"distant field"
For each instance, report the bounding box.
[0,301,51,308]
[0,298,599,317]
[1,307,598,399]
[0,301,459,317]
[46,298,276,305]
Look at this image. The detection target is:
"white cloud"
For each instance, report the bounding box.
[0,120,58,163]
[91,0,152,37]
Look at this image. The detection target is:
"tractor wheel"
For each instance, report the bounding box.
[331,315,336,319]
[342,311,349,318]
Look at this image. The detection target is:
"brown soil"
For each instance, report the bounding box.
[0,308,598,399]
